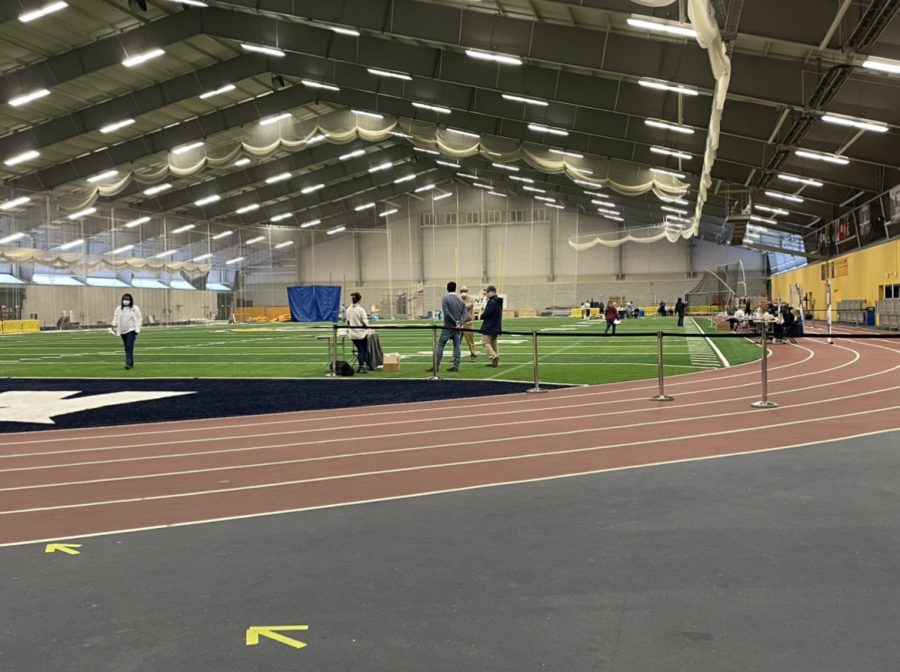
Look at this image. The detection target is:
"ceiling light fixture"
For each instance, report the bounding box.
[99,118,135,134]
[445,128,480,139]
[487,191,507,198]
[194,195,220,206]
[638,78,699,96]
[645,118,695,134]
[354,202,376,210]
[246,236,265,244]
[199,84,236,100]
[57,238,85,250]
[226,256,245,264]
[122,48,165,68]
[650,146,693,160]
[436,160,462,169]
[754,204,789,216]
[234,157,250,167]
[765,190,804,203]
[378,209,398,217]
[4,150,40,166]
[413,147,440,155]
[626,15,697,38]
[110,244,135,254]
[275,241,294,249]
[821,113,888,133]
[240,43,286,57]
[366,68,412,81]
[491,162,519,172]
[0,196,31,210]
[192,253,212,261]
[260,112,291,126]
[301,79,340,91]
[501,93,548,107]
[509,175,534,183]
[394,174,416,183]
[300,219,321,228]
[414,184,435,193]
[340,149,365,161]
[862,57,900,75]
[352,109,384,120]
[212,230,233,239]
[456,173,479,179]
[465,49,522,66]
[778,173,823,187]
[433,192,452,201]
[124,216,150,228]
[87,169,119,183]
[0,232,27,244]
[265,172,292,184]
[171,224,196,233]
[412,102,452,114]
[601,215,624,222]
[473,183,493,189]
[547,203,565,210]
[154,249,175,259]
[270,213,293,222]
[368,162,393,173]
[330,26,360,37]
[172,141,204,155]
[8,88,51,107]
[750,215,777,225]
[549,148,584,159]
[523,186,546,193]
[794,149,850,165]
[301,183,325,194]
[650,167,687,179]
[19,1,68,23]
[535,196,556,203]
[661,205,688,215]
[236,204,260,214]
[591,199,610,205]
[327,226,346,235]
[67,208,96,220]
[573,179,598,188]
[528,123,568,136]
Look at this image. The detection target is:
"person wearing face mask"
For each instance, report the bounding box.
[459,286,478,363]
[111,292,142,370]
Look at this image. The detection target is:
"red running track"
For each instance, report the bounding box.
[2,329,899,546]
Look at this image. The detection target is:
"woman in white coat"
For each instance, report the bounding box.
[111,292,142,369]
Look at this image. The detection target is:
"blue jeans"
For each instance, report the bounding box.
[605,319,616,335]
[435,328,461,368]
[121,331,137,367]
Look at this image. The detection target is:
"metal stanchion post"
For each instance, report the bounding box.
[325,323,339,377]
[650,331,673,401]
[751,327,778,408]
[427,324,440,380]
[526,331,547,394]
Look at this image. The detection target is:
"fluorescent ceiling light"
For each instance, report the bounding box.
[601,215,624,222]
[199,83,235,100]
[144,182,172,196]
[491,162,519,172]
[260,112,291,126]
[87,169,119,183]
[523,186,545,193]
[234,157,250,167]
[638,78,699,96]
[0,196,32,210]
[626,15,697,38]
[509,175,534,183]
[473,183,492,189]
[414,184,435,193]
[270,213,293,222]
[225,256,245,265]
[194,195,220,206]
[172,141,204,155]
[212,230,233,239]
[301,183,325,194]
[436,160,461,168]
[122,48,165,68]
[586,191,607,197]
[301,79,340,92]
[368,162,393,173]
[534,196,556,203]
[528,123,568,137]
[110,245,135,254]
[501,93,547,107]
[192,253,212,261]
[265,172,292,184]
[591,199,611,205]
[821,113,888,133]
[665,198,690,206]
[99,118,135,134]
[573,179,598,188]
[19,1,68,23]
[572,167,593,175]
[307,134,326,144]
[661,205,688,215]
[413,102,452,114]
[300,219,321,228]
[750,215,777,225]
[8,88,51,107]
[550,148,583,159]
[0,232,27,244]
[240,43,286,57]
[433,192,452,201]
[667,215,693,224]
[487,191,507,198]
[330,26,360,36]
[778,173,823,187]
[171,224,196,234]
[862,57,900,75]
[340,149,366,161]
[765,190,804,203]
[547,203,565,210]
[597,209,620,216]
[4,150,40,166]
[651,146,692,160]
[391,131,412,139]
[124,216,150,228]
[246,236,265,244]
[236,204,260,214]
[394,174,416,183]
[366,68,412,81]
[275,241,294,249]
[67,208,96,220]
[457,173,479,179]
[352,109,384,119]
[166,0,208,6]
[754,204,789,216]
[413,147,440,155]
[378,209,398,217]
[354,202,376,210]
[651,167,686,179]
[57,238,85,250]
[445,128,480,139]
[645,118,695,134]
[794,149,849,165]
[465,50,523,66]
[327,226,346,235]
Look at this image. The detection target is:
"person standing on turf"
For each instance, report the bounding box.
[111,292,142,370]
[479,285,503,367]
[346,291,370,373]
[427,281,467,373]
[460,285,478,363]
[604,302,619,335]
[675,297,686,327]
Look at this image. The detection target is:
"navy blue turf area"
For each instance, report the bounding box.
[0,378,560,433]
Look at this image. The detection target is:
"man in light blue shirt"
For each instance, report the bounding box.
[427,281,467,373]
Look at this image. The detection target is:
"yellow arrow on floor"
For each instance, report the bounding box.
[45,543,82,555]
[245,625,309,650]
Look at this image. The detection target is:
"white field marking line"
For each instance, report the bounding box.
[3,426,899,551]
[8,382,900,492]
[0,342,835,448]
[4,364,897,472]
[2,404,897,518]
[690,317,730,367]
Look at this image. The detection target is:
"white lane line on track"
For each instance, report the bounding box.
[1,404,898,518]
[4,383,899,493]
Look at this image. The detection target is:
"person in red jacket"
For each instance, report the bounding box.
[604,302,619,335]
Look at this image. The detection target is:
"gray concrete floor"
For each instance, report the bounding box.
[3,430,899,671]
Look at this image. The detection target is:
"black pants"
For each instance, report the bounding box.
[352,337,368,370]
[121,331,137,367]
[677,313,685,327]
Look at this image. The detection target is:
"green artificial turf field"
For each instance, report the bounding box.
[0,316,761,385]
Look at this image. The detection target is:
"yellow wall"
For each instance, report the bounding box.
[771,239,900,316]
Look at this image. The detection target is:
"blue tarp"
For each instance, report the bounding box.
[287,285,341,322]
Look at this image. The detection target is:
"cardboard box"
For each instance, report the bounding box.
[383,353,400,372]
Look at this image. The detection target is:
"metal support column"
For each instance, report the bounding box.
[751,327,778,408]
[526,331,547,394]
[650,331,673,401]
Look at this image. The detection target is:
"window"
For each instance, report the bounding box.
[86,277,130,288]
[444,212,457,226]
[885,284,900,299]
[32,274,84,286]
[207,283,232,291]
[485,210,502,224]
[510,209,525,223]
[421,213,434,226]
[466,211,480,225]
[170,279,197,290]
[131,278,168,289]
[0,273,24,284]
[534,208,547,221]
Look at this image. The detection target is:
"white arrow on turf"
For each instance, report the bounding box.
[0,391,195,424]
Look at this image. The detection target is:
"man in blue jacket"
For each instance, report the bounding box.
[479,285,503,367]
[427,281,468,373]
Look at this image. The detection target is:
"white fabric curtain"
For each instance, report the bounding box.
[0,247,211,279]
